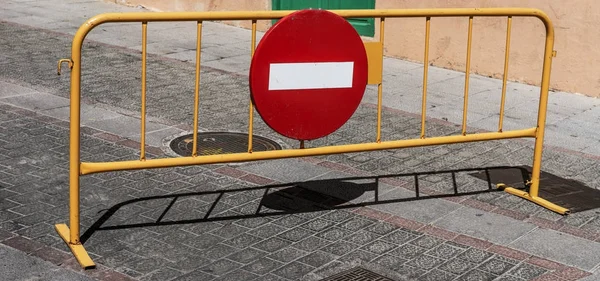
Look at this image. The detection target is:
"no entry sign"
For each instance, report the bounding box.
[249,9,368,141]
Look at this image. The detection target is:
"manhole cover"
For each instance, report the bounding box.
[169,132,282,156]
[319,267,396,281]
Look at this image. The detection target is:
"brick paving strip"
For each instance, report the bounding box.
[1,20,600,281]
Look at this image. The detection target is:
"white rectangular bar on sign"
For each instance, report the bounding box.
[268,62,354,90]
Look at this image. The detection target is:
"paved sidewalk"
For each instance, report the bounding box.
[1,0,600,281]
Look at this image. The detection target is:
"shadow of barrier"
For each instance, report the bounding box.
[56,8,564,268]
[80,167,507,244]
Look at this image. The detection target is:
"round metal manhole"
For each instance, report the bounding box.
[169,132,282,156]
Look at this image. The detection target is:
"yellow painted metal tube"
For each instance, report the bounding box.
[55,224,95,268]
[376,18,385,143]
[529,13,556,198]
[420,17,431,139]
[248,20,257,153]
[75,9,553,27]
[140,22,148,161]
[503,187,568,214]
[498,17,512,132]
[80,128,537,175]
[462,17,473,136]
[192,21,203,157]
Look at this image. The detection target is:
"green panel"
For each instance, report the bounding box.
[272,0,375,37]
[328,0,375,37]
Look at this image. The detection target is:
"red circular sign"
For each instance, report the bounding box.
[249,9,368,140]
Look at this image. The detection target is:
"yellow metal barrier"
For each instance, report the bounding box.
[55,8,566,268]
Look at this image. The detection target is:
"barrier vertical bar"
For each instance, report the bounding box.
[420,17,431,139]
[192,21,203,157]
[140,22,148,160]
[498,16,512,132]
[376,18,385,142]
[55,22,95,269]
[248,20,257,153]
[462,17,473,136]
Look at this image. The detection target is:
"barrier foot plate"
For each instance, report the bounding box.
[499,185,570,215]
[55,224,96,269]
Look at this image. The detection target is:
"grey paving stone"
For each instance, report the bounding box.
[456,269,498,281]
[321,238,359,256]
[247,223,287,238]
[505,263,547,280]
[509,228,600,271]
[438,257,480,276]
[338,249,380,263]
[476,256,518,275]
[433,207,536,245]
[276,227,315,242]
[382,229,421,246]
[361,240,397,255]
[457,248,495,264]
[297,251,337,268]
[420,269,459,281]
[140,267,184,281]
[344,229,381,245]
[337,216,376,231]
[409,235,445,249]
[172,269,216,281]
[293,236,331,252]
[272,215,311,229]
[201,259,243,276]
[267,246,308,263]
[271,261,315,280]
[226,247,267,264]
[239,159,331,183]
[252,237,292,253]
[364,221,397,235]
[224,233,263,249]
[314,226,354,242]
[242,257,283,275]
[301,218,336,232]
[425,242,469,260]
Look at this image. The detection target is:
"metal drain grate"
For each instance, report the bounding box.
[319,267,396,281]
[169,132,282,156]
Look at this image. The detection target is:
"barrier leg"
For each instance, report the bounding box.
[54,51,95,268]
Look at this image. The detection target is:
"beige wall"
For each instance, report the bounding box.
[109,0,600,97]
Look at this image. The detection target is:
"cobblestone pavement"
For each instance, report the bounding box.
[1,8,600,281]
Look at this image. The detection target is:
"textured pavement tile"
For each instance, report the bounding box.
[297,251,337,268]
[404,254,446,270]
[420,269,459,281]
[252,237,292,253]
[509,228,600,271]
[266,246,308,263]
[360,240,397,255]
[226,247,267,264]
[425,242,469,260]
[139,268,183,281]
[433,207,537,245]
[277,227,315,242]
[172,270,216,281]
[457,248,495,264]
[314,226,354,242]
[387,243,427,260]
[242,257,283,275]
[438,258,480,276]
[476,256,518,275]
[456,269,497,281]
[320,241,359,256]
[271,261,315,280]
[338,249,379,263]
[293,236,331,252]
[505,263,547,280]
[200,259,243,276]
